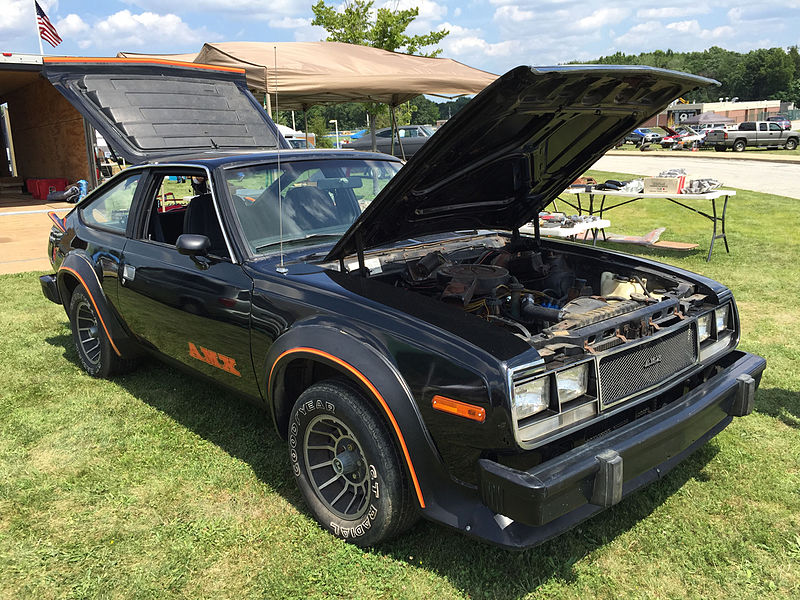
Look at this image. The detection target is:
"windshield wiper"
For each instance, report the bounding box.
[255,233,342,254]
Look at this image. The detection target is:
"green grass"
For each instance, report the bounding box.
[614,142,800,156]
[1,175,799,598]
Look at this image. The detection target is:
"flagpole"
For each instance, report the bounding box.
[34,2,44,55]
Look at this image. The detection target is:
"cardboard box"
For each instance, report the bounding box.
[643,176,685,194]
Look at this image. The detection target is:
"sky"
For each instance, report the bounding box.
[2,0,799,75]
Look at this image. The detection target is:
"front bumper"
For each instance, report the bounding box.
[40,274,61,305]
[473,350,765,548]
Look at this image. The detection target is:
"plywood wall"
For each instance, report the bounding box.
[5,77,90,183]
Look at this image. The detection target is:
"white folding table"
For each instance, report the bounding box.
[557,188,736,261]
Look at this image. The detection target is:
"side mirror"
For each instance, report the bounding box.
[176,234,211,256]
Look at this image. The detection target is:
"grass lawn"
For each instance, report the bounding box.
[1,172,798,599]
[614,142,800,156]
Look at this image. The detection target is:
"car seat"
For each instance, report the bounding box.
[183,193,228,257]
[283,186,343,230]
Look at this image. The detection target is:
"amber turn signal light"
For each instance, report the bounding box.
[431,395,486,423]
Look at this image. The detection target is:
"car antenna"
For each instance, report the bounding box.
[274,45,288,275]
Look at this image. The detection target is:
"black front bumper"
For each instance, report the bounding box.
[473,350,765,549]
[40,274,61,305]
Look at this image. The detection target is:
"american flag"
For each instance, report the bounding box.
[36,1,62,48]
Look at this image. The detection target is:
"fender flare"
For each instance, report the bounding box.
[265,325,456,512]
[56,252,136,357]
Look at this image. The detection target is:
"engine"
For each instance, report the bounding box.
[393,246,683,348]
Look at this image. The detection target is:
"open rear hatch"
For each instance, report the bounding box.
[42,57,286,164]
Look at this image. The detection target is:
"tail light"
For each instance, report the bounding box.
[724,131,728,139]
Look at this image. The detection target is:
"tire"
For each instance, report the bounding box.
[733,139,746,152]
[785,138,798,151]
[288,379,417,546]
[68,285,135,378]
[714,146,726,152]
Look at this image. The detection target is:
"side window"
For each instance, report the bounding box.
[769,123,782,131]
[80,173,141,233]
[376,130,392,138]
[740,122,755,131]
[759,123,768,131]
[142,172,230,259]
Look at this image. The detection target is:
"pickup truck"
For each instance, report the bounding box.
[705,121,799,152]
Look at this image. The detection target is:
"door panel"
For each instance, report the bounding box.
[118,240,256,395]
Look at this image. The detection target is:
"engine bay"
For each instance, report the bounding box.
[357,235,712,361]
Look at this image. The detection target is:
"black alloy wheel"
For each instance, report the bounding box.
[288,380,418,546]
[68,285,135,378]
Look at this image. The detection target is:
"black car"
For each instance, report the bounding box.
[40,59,765,549]
[344,125,434,158]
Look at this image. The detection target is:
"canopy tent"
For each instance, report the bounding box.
[118,42,497,110]
[119,41,497,159]
[683,111,735,124]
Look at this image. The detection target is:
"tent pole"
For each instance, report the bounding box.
[391,105,406,160]
[303,104,309,147]
[390,106,396,156]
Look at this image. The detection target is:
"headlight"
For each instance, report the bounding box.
[513,377,550,420]
[715,304,729,334]
[697,313,712,342]
[556,363,588,403]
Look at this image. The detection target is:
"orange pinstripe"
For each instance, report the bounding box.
[42,56,245,74]
[59,266,122,357]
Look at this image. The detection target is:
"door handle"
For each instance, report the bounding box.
[122,263,136,284]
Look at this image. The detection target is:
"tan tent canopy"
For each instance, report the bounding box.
[119,41,497,109]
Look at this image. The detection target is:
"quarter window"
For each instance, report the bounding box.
[80,173,141,233]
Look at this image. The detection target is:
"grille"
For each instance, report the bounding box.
[598,325,697,406]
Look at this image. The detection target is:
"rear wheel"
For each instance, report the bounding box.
[68,285,135,378]
[733,139,746,152]
[289,380,417,546]
[785,138,798,151]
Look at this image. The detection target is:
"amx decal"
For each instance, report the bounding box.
[188,342,241,376]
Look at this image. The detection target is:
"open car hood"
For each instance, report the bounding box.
[42,58,286,164]
[326,65,715,262]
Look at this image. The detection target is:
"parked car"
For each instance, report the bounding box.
[705,121,799,151]
[40,59,765,550]
[344,125,434,158]
[660,125,704,148]
[766,114,791,130]
[624,127,662,145]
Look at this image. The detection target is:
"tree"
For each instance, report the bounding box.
[311,0,448,56]
[311,0,448,150]
[409,96,440,125]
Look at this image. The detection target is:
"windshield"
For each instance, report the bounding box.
[225,158,402,254]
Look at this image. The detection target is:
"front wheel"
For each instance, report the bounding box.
[785,138,798,151]
[289,380,417,546]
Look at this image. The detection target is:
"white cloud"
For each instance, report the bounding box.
[575,7,630,31]
[78,10,215,51]
[453,7,461,17]
[121,0,300,19]
[269,17,311,29]
[436,21,517,65]
[494,6,535,21]
[0,0,37,37]
[57,14,89,37]
[637,5,710,19]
